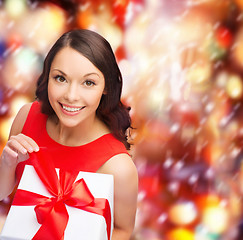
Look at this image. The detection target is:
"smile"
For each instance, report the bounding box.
[60,103,85,113]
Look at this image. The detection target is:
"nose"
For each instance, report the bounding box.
[64,83,80,102]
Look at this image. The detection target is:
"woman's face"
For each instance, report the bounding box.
[48,47,105,128]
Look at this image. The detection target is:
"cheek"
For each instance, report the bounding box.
[48,82,61,98]
[87,91,104,107]
[47,86,54,103]
[47,83,59,104]
[47,81,53,95]
[47,85,51,97]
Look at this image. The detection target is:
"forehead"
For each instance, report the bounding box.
[51,47,103,77]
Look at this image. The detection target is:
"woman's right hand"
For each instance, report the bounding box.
[1,134,39,168]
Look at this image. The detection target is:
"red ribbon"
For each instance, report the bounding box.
[13,150,112,240]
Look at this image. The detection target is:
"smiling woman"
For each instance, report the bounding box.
[37,29,131,149]
[0,29,138,240]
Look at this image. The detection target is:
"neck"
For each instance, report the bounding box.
[52,115,109,146]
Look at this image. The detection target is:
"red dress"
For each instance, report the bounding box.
[16,101,128,182]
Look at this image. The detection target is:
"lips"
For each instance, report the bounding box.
[60,103,85,113]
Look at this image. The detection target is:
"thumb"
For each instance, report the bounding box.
[17,152,29,163]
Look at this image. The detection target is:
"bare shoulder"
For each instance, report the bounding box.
[98,153,138,191]
[9,102,33,137]
[99,153,137,179]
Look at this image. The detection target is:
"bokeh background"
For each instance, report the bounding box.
[1,0,243,239]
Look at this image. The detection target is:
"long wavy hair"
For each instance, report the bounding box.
[35,29,131,149]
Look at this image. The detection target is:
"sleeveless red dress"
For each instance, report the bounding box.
[16,101,128,182]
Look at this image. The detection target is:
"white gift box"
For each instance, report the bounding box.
[0,165,114,240]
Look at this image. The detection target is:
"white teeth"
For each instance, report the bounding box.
[62,105,83,112]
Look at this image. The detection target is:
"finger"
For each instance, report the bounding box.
[4,145,29,164]
[8,137,31,154]
[2,146,19,167]
[9,135,38,153]
[18,134,39,152]
[17,151,29,163]
[3,146,18,159]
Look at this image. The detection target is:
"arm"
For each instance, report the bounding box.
[0,103,39,201]
[98,153,138,240]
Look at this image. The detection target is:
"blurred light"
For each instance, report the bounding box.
[76,2,93,29]
[119,59,136,95]
[215,71,228,88]
[15,47,39,74]
[146,87,169,116]
[16,4,66,54]
[2,47,41,92]
[125,0,144,26]
[0,104,9,116]
[186,62,212,92]
[234,0,243,10]
[195,225,219,240]
[6,33,23,52]
[232,27,243,69]
[95,21,122,52]
[166,227,195,240]
[0,88,3,103]
[168,201,198,226]
[0,117,14,142]
[124,11,150,55]
[43,4,66,33]
[170,62,185,101]
[77,3,123,52]
[4,0,27,19]
[0,10,9,38]
[202,206,229,234]
[10,95,31,116]
[225,75,243,100]
[0,40,7,59]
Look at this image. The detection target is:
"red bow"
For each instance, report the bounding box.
[13,150,112,240]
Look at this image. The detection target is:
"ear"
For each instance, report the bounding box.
[103,88,107,95]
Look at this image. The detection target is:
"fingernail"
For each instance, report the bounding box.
[22,148,27,154]
[35,147,39,152]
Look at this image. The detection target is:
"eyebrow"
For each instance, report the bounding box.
[52,69,101,78]
[83,73,101,78]
[52,69,67,76]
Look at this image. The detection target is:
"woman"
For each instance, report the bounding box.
[0,29,138,239]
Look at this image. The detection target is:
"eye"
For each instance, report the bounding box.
[54,75,66,83]
[84,80,95,87]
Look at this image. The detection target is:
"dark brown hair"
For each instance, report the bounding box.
[35,29,131,149]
